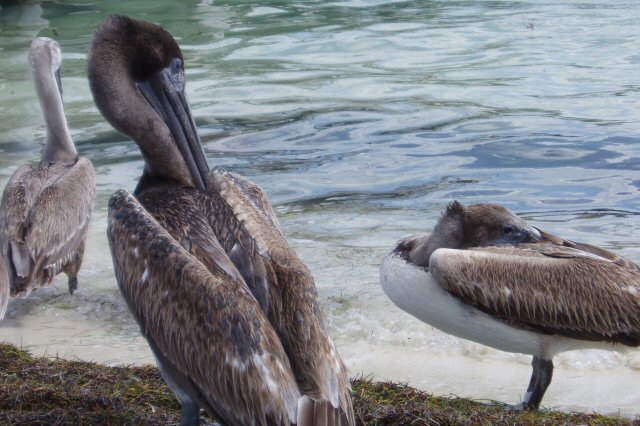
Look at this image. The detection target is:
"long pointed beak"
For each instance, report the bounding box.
[137,58,210,190]
[530,226,543,241]
[494,225,543,246]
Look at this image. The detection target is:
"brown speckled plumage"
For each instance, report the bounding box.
[1,160,95,297]
[108,190,301,425]
[211,171,352,410]
[395,200,640,343]
[432,245,640,345]
[0,38,96,309]
[92,15,353,425]
[382,200,640,409]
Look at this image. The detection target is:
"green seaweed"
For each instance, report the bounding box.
[0,343,636,425]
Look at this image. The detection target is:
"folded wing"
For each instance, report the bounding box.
[210,170,355,425]
[107,189,301,425]
[0,158,95,293]
[430,244,640,345]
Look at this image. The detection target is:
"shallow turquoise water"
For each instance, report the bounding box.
[1,0,640,418]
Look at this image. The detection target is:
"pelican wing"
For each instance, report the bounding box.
[211,170,282,233]
[209,170,355,425]
[531,228,640,271]
[136,185,247,286]
[0,164,33,282]
[0,158,95,291]
[107,190,301,425]
[137,184,272,316]
[430,245,640,345]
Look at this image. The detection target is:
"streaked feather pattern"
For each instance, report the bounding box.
[431,244,640,344]
[108,190,301,426]
[381,201,640,409]
[211,170,354,420]
[134,177,354,424]
[0,37,95,301]
[0,154,95,297]
[91,14,354,425]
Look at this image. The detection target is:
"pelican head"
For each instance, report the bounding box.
[88,15,209,192]
[408,201,542,267]
[30,37,77,165]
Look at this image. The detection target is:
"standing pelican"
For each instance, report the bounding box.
[89,16,353,425]
[0,37,96,317]
[381,201,640,410]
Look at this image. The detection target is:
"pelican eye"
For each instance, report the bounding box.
[503,225,514,234]
[168,58,186,91]
[171,58,184,73]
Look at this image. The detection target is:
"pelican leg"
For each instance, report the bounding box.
[181,401,200,426]
[67,275,78,295]
[64,243,85,295]
[522,356,553,410]
[156,358,201,425]
[64,264,79,294]
[149,339,204,426]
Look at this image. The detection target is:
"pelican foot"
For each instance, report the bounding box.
[505,402,536,411]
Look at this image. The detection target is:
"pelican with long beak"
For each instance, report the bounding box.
[381,201,640,410]
[0,37,96,318]
[89,16,353,425]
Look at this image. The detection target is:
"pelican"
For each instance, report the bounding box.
[0,37,96,317]
[89,16,353,425]
[380,201,640,410]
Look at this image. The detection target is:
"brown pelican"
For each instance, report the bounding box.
[380,201,640,410]
[0,37,96,315]
[89,16,353,425]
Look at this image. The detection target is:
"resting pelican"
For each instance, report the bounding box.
[0,37,96,317]
[89,16,353,425]
[381,201,640,410]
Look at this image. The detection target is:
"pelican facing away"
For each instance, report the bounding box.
[0,37,96,317]
[89,16,353,425]
[381,201,640,410]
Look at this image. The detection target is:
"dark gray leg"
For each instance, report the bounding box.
[522,356,554,410]
[63,250,82,295]
[181,401,200,426]
[151,349,201,426]
[67,275,78,295]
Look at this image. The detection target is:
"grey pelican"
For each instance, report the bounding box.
[380,201,640,410]
[0,37,96,317]
[89,16,353,425]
